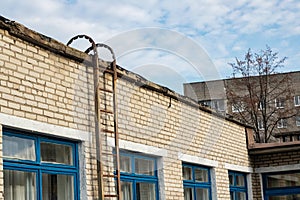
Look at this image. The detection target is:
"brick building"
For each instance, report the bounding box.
[0,16,300,200]
[183,72,300,142]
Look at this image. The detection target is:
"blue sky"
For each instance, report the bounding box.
[1,0,300,94]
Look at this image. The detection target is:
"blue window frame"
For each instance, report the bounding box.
[263,171,300,200]
[182,163,212,200]
[3,128,79,200]
[228,171,248,200]
[119,151,159,200]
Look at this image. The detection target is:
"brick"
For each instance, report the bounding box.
[10,45,22,53]
[26,45,38,53]
[2,35,14,44]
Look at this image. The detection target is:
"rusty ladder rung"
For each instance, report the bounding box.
[103,174,117,178]
[99,88,113,93]
[104,194,118,198]
[101,129,115,134]
[102,152,116,156]
[100,109,114,114]
[101,68,114,74]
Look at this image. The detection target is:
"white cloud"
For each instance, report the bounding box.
[1,0,300,93]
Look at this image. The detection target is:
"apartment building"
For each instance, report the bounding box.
[0,16,300,200]
[184,72,300,142]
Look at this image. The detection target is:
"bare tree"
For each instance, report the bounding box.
[227,46,297,143]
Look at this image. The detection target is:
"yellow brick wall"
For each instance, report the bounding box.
[0,19,252,200]
[98,76,251,199]
[0,27,100,199]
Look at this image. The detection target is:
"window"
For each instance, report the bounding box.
[229,171,248,200]
[294,95,300,106]
[258,119,265,130]
[119,151,158,200]
[263,171,300,199]
[296,116,300,127]
[3,128,79,200]
[232,102,245,113]
[258,101,266,110]
[182,163,211,200]
[211,100,225,111]
[199,100,225,112]
[277,118,287,128]
[275,98,285,108]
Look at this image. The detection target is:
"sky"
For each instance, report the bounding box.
[1,0,300,94]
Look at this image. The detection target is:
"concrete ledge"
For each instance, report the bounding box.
[107,137,167,157]
[178,152,218,167]
[0,113,90,142]
[248,141,300,155]
[224,163,253,173]
[255,163,300,173]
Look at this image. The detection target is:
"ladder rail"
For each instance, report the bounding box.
[112,59,121,199]
[67,37,121,200]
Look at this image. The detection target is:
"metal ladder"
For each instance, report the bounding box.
[67,36,121,200]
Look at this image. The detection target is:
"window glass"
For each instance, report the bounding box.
[264,172,300,199]
[3,135,36,161]
[136,182,156,200]
[236,175,245,187]
[42,173,74,200]
[120,155,131,173]
[258,119,265,130]
[196,188,209,200]
[183,166,193,180]
[232,103,245,113]
[121,181,132,200]
[184,187,193,200]
[229,174,234,186]
[135,158,154,176]
[269,194,300,200]
[4,169,36,200]
[258,101,266,110]
[267,173,300,188]
[296,116,300,126]
[237,192,247,200]
[277,119,287,128]
[230,191,234,200]
[195,168,208,182]
[295,96,300,106]
[41,142,73,165]
[275,98,285,108]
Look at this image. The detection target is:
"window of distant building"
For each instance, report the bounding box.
[296,116,300,127]
[258,119,265,130]
[275,98,285,108]
[182,163,212,200]
[263,171,300,199]
[3,128,79,200]
[232,102,245,113]
[277,118,287,128]
[119,151,158,200]
[258,101,266,110]
[229,171,248,200]
[199,100,225,112]
[294,95,300,106]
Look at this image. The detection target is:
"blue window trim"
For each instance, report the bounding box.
[119,151,159,200]
[263,170,300,199]
[182,163,212,200]
[228,171,248,200]
[3,128,80,200]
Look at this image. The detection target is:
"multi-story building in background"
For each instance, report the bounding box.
[184,72,300,142]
